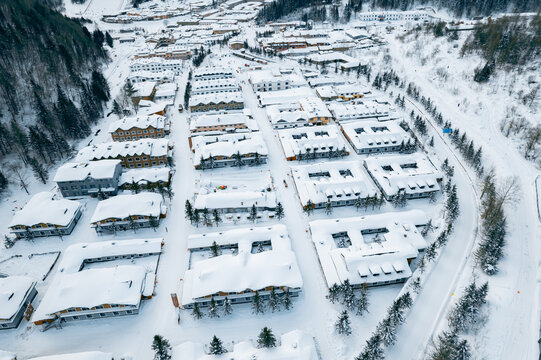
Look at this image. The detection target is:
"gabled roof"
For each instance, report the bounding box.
[90,193,164,223]
[53,160,121,182]
[0,276,35,320]
[9,192,81,228]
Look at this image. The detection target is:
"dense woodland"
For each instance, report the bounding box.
[258,0,540,23]
[0,0,111,189]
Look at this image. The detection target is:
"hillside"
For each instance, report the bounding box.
[0,0,109,168]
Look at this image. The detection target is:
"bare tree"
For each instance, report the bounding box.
[8,163,30,194]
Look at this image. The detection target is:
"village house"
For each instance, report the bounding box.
[364,153,443,200]
[328,101,396,122]
[189,112,257,138]
[181,225,302,308]
[137,100,168,117]
[192,132,268,169]
[134,45,191,60]
[119,167,171,190]
[357,10,430,22]
[8,192,82,239]
[189,92,244,112]
[256,86,314,107]
[291,161,379,210]
[54,160,122,198]
[298,97,332,125]
[128,70,175,84]
[191,78,240,95]
[90,193,166,233]
[248,69,307,92]
[131,81,157,106]
[154,82,178,104]
[129,57,182,75]
[315,86,338,101]
[259,36,307,52]
[278,124,349,161]
[109,115,169,142]
[333,84,371,100]
[0,276,37,330]
[229,38,244,50]
[193,66,234,81]
[194,188,276,215]
[75,138,171,169]
[266,104,310,129]
[310,210,429,288]
[341,120,412,154]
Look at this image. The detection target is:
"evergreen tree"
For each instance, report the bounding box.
[376,316,397,346]
[152,335,172,360]
[192,302,203,319]
[283,288,293,310]
[223,297,233,316]
[252,291,265,314]
[248,204,258,223]
[193,209,201,227]
[269,288,281,312]
[149,215,159,231]
[335,310,352,336]
[356,284,369,316]
[128,215,137,233]
[325,198,333,214]
[356,334,384,360]
[28,157,48,183]
[257,327,277,348]
[202,207,211,227]
[208,297,219,318]
[185,200,193,221]
[210,241,220,258]
[354,196,362,211]
[327,283,341,304]
[105,31,113,47]
[425,242,438,262]
[209,335,226,355]
[275,202,284,219]
[0,171,7,193]
[304,200,314,215]
[445,185,460,223]
[213,209,222,226]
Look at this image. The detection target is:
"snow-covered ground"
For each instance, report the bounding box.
[0,1,539,359]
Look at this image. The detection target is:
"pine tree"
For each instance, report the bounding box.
[445,185,460,222]
[356,284,369,316]
[275,202,284,219]
[152,335,172,360]
[252,291,265,314]
[335,310,352,336]
[202,208,211,226]
[209,335,226,355]
[356,334,384,360]
[210,241,220,258]
[325,198,333,214]
[149,215,159,231]
[193,209,201,227]
[269,288,281,312]
[248,204,258,223]
[304,200,314,215]
[257,327,277,348]
[340,279,355,309]
[376,316,397,346]
[105,31,113,47]
[128,215,137,233]
[192,302,203,319]
[280,288,291,310]
[185,200,193,221]
[208,297,219,318]
[354,196,362,211]
[28,157,48,183]
[455,339,471,360]
[0,171,7,193]
[223,297,233,316]
[213,209,222,226]
[327,283,341,304]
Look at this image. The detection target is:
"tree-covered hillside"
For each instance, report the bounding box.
[0,0,110,175]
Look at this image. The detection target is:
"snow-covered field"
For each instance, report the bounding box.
[0,1,539,359]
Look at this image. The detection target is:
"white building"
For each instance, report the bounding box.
[90,193,167,233]
[182,225,303,308]
[154,82,178,103]
[291,161,378,210]
[128,70,175,84]
[8,192,82,239]
[249,69,307,92]
[0,276,37,330]
[119,167,171,189]
[54,160,122,198]
[129,57,182,75]
[192,132,268,169]
[189,112,257,136]
[364,153,443,200]
[328,101,396,122]
[358,10,430,22]
[193,66,234,81]
[341,120,412,154]
[278,124,349,161]
[32,238,163,326]
[257,87,314,107]
[298,96,332,124]
[310,210,429,288]
[191,78,240,95]
[266,104,310,129]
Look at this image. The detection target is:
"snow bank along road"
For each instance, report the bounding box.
[386,35,541,359]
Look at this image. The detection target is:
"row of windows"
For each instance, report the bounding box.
[114,128,161,136]
[115,134,163,141]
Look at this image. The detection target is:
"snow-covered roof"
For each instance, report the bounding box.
[182,225,302,305]
[278,124,348,159]
[266,106,309,126]
[249,70,307,87]
[291,161,378,206]
[0,276,35,321]
[193,66,234,79]
[363,153,443,197]
[90,193,165,223]
[310,210,428,287]
[341,120,411,151]
[9,192,82,228]
[54,160,121,183]
[192,132,268,165]
[75,139,170,162]
[189,91,243,106]
[28,352,113,360]
[133,81,157,97]
[328,101,394,122]
[189,112,258,132]
[173,330,318,360]
[298,96,332,118]
[119,167,171,186]
[32,265,147,322]
[59,238,163,274]
[109,115,166,133]
[257,87,314,107]
[191,78,240,94]
[155,82,178,98]
[194,190,276,210]
[334,83,370,97]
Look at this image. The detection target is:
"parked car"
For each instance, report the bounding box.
[178,104,184,113]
